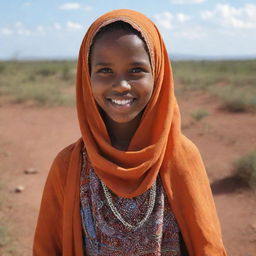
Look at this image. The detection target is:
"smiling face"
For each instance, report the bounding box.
[90,29,154,124]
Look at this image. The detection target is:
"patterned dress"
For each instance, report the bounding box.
[80,151,186,256]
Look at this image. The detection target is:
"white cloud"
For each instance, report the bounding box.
[154,12,190,29]
[59,3,81,10]
[154,12,174,29]
[201,4,256,29]
[1,28,13,35]
[170,0,205,4]
[67,21,83,31]
[53,23,61,30]
[59,2,92,11]
[177,13,190,23]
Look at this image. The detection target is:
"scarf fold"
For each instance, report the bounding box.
[34,9,227,256]
[76,9,175,198]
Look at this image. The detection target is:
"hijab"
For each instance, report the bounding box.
[34,9,227,256]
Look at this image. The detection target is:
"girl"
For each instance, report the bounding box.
[33,9,227,256]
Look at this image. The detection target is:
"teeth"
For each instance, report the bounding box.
[111,99,133,105]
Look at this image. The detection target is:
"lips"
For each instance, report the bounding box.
[110,98,134,106]
[106,96,136,108]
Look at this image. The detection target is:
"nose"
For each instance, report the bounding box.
[112,78,131,93]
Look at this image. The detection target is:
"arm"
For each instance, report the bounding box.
[33,154,66,255]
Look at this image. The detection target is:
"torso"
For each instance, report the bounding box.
[80,150,183,256]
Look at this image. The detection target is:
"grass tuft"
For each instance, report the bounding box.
[191,109,209,121]
[0,226,9,248]
[0,60,76,106]
[36,68,56,77]
[0,64,5,73]
[209,85,256,112]
[233,151,256,189]
[173,60,256,112]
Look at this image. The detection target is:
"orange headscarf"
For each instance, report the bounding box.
[34,9,227,256]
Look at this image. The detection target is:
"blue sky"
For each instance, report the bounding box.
[1,0,256,59]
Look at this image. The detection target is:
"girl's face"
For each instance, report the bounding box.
[90,29,154,124]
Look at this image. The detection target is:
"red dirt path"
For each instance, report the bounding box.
[0,92,255,256]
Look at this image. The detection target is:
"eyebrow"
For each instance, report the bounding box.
[94,61,149,66]
[130,61,149,66]
[94,62,113,66]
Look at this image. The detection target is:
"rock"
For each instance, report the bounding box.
[15,186,25,193]
[24,168,38,174]
[250,224,256,231]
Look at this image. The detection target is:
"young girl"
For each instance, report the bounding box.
[33,9,227,256]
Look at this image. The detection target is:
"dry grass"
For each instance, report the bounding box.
[233,151,256,189]
[172,60,256,112]
[191,109,209,121]
[0,59,255,110]
[0,60,76,106]
[0,183,17,256]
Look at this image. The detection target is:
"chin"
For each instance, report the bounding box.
[108,113,142,124]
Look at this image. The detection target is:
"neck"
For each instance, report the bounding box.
[104,114,142,151]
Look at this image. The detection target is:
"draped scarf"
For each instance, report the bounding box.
[33,9,227,256]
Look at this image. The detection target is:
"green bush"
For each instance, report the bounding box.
[210,85,256,112]
[234,151,256,189]
[36,68,56,77]
[191,109,209,121]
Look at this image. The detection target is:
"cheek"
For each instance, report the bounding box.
[140,77,154,98]
[90,77,104,97]
[90,84,102,106]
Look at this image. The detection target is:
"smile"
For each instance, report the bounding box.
[110,98,134,106]
[106,97,136,108]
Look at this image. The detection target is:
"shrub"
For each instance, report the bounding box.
[36,68,56,77]
[191,109,209,121]
[0,64,5,73]
[0,225,9,247]
[61,66,71,80]
[209,85,256,112]
[234,151,256,189]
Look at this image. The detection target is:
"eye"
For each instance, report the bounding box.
[97,68,112,74]
[130,67,145,73]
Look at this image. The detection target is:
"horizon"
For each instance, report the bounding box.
[1,53,256,62]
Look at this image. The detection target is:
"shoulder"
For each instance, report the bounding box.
[53,142,77,168]
[180,135,201,157]
[171,135,205,175]
[47,139,82,188]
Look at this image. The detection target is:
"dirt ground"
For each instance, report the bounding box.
[0,91,256,256]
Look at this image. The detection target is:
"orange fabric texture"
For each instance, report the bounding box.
[34,9,227,256]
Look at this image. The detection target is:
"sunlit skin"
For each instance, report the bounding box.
[90,29,154,150]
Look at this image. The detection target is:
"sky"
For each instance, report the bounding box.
[1,0,256,60]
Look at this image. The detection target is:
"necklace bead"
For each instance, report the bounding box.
[82,150,157,231]
[100,179,156,231]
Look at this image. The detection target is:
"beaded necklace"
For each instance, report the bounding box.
[100,179,156,231]
[82,150,157,231]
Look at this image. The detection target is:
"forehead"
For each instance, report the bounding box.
[90,30,151,63]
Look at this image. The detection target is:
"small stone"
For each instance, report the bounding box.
[250,224,256,231]
[15,186,25,193]
[24,168,38,174]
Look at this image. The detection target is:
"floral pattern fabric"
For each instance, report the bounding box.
[80,151,182,256]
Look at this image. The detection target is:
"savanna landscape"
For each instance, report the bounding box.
[0,59,255,256]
